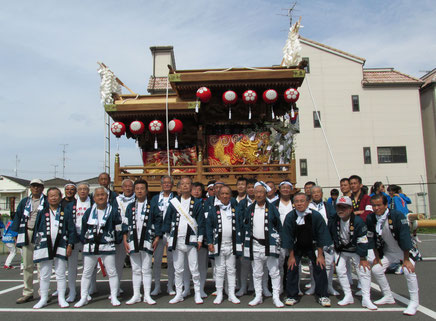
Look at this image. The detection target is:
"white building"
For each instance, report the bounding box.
[420,69,436,217]
[0,175,30,217]
[294,37,428,215]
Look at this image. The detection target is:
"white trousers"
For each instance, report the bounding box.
[153,236,175,291]
[4,243,17,267]
[215,242,236,290]
[39,258,67,296]
[173,238,200,295]
[252,252,280,297]
[372,255,419,299]
[130,251,153,294]
[80,255,118,300]
[335,251,371,298]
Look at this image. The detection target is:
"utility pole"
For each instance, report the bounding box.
[51,164,58,178]
[60,144,68,178]
[14,154,20,177]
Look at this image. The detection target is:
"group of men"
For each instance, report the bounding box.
[10,173,419,315]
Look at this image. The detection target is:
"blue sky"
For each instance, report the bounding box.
[0,0,435,181]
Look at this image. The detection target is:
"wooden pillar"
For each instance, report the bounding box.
[114,153,121,187]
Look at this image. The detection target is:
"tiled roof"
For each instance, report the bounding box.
[362,68,423,86]
[299,36,366,63]
[147,77,173,93]
[0,175,30,187]
[421,68,436,88]
[44,178,75,186]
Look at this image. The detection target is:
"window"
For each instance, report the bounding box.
[377,146,407,163]
[300,159,308,176]
[352,95,360,112]
[313,111,321,128]
[302,57,310,73]
[363,147,371,164]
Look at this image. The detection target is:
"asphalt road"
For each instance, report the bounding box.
[1,233,436,321]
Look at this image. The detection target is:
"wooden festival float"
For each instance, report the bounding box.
[102,21,306,193]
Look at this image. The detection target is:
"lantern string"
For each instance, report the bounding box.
[248,105,252,120]
[165,76,171,176]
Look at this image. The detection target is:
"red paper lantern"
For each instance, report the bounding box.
[222,90,238,105]
[284,88,300,103]
[195,87,212,113]
[148,120,164,134]
[262,89,278,104]
[129,120,145,135]
[148,120,164,149]
[242,90,257,120]
[263,89,278,119]
[222,90,237,119]
[168,119,183,149]
[196,87,212,103]
[111,122,126,138]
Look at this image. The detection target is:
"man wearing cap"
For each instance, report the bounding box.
[243,181,283,307]
[61,183,77,209]
[307,186,338,296]
[367,194,419,315]
[151,175,176,296]
[114,179,135,296]
[162,177,205,304]
[282,192,332,307]
[329,196,376,310]
[64,182,93,302]
[11,178,46,304]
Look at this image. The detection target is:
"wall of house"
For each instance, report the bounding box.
[294,43,429,215]
[420,84,436,216]
[0,177,28,216]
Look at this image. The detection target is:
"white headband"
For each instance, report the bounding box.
[64,183,77,189]
[279,181,293,188]
[207,184,214,189]
[254,181,272,193]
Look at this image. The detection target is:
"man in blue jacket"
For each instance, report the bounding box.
[11,178,46,304]
[329,196,376,310]
[308,186,338,296]
[367,194,419,316]
[282,192,332,307]
[243,181,283,308]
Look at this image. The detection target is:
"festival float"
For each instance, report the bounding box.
[100,20,306,192]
